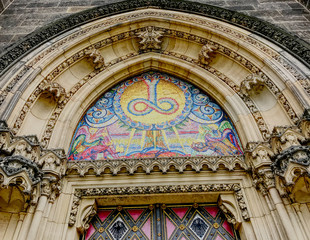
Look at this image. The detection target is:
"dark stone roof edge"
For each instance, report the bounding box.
[0,0,310,78]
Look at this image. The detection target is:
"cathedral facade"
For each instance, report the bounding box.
[0,1,309,239]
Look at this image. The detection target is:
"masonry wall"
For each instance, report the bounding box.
[0,0,310,52]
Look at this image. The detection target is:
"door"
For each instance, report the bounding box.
[83,203,240,240]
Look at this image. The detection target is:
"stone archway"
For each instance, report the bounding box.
[0,1,309,240]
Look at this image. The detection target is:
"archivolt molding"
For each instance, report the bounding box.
[10,27,302,147]
[1,0,310,76]
[68,183,250,227]
[1,9,308,112]
[67,155,246,176]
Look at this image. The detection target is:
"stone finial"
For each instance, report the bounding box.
[136,26,164,51]
[198,44,217,65]
[240,72,267,96]
[85,48,105,69]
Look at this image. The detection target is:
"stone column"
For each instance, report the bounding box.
[17,205,35,240]
[26,178,51,240]
[292,203,310,238]
[267,183,298,240]
[13,212,26,240]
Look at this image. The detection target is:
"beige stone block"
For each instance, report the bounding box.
[261,103,292,130]
[0,212,11,239]
[4,213,19,240]
[237,113,263,142]
[88,30,111,45]
[210,54,251,86]
[19,111,48,138]
[250,87,277,112]
[70,59,94,81]
[111,40,136,58]
[100,45,119,64]
[62,39,91,59]
[55,68,80,92]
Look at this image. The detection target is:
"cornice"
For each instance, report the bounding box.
[0,0,309,78]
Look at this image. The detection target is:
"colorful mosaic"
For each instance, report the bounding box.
[83,204,240,240]
[68,72,243,160]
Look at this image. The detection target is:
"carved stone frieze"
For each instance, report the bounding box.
[68,183,250,226]
[136,26,164,51]
[253,168,276,193]
[67,155,246,176]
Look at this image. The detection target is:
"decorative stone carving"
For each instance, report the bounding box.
[253,168,275,193]
[67,155,246,176]
[1,0,309,76]
[38,80,66,103]
[136,26,164,51]
[240,72,267,96]
[245,142,273,169]
[0,156,43,193]
[85,48,105,69]
[272,145,310,180]
[0,121,66,204]
[272,127,305,153]
[299,109,310,139]
[198,44,217,65]
[76,199,97,233]
[218,195,241,227]
[68,183,250,226]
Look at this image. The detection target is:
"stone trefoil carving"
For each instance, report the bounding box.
[198,44,218,65]
[67,156,246,176]
[85,48,105,69]
[136,26,164,51]
[68,184,250,226]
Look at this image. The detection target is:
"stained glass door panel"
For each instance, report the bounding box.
[83,204,240,240]
[162,204,239,240]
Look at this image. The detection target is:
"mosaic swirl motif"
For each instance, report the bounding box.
[68,72,243,160]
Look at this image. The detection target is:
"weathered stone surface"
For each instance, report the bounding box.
[0,0,309,53]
